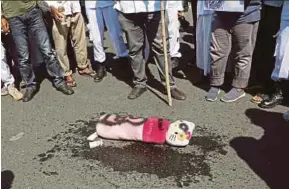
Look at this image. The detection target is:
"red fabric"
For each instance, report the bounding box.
[142,117,170,144]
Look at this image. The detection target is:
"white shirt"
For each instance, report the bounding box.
[114,1,169,14]
[45,1,81,15]
[167,1,183,11]
[85,0,114,9]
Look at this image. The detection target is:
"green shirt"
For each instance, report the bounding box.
[2,0,37,19]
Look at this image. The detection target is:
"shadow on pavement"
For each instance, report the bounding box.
[230,108,289,189]
[1,170,14,189]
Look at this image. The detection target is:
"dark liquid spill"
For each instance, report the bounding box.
[35,113,227,187]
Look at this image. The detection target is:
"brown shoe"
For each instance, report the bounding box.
[164,88,186,100]
[127,86,147,100]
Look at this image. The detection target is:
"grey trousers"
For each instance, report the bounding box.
[118,11,175,88]
[210,16,259,89]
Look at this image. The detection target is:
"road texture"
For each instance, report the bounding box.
[2,10,289,189]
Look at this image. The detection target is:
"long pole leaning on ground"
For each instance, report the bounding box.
[160,0,173,106]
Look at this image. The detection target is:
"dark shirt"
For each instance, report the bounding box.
[216,0,262,24]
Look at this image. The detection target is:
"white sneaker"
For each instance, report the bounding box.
[1,87,8,96]
[8,84,23,101]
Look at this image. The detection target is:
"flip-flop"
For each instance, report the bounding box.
[78,70,96,78]
[66,79,77,87]
[251,93,268,104]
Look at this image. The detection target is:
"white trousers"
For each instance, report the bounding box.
[1,43,14,88]
[196,14,213,76]
[272,21,289,81]
[85,5,128,63]
[167,8,181,58]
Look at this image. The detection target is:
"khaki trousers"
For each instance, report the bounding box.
[52,12,88,76]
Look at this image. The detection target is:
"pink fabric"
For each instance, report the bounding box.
[142,118,170,144]
[96,114,144,141]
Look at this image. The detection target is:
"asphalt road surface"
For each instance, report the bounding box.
[2,10,289,189]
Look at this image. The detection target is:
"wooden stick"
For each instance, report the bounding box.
[160,0,172,106]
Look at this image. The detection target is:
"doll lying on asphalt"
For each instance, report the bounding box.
[87,113,195,148]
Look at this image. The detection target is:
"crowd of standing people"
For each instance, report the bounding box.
[1,0,288,121]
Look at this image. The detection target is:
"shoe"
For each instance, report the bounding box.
[221,88,246,103]
[171,57,180,69]
[164,87,186,100]
[94,64,107,82]
[206,87,220,102]
[258,82,284,109]
[23,86,37,102]
[56,83,74,95]
[1,87,8,96]
[8,84,23,101]
[170,88,186,100]
[179,16,190,31]
[127,86,147,100]
[258,92,283,109]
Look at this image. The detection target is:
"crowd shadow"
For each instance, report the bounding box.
[1,170,14,189]
[230,108,289,189]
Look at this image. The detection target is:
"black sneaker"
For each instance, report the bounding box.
[23,86,38,102]
[94,64,107,82]
[56,83,74,95]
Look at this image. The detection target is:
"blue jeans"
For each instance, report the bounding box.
[8,7,65,88]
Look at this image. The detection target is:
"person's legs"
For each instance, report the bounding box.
[1,42,24,100]
[231,22,259,89]
[1,42,15,88]
[259,21,289,109]
[85,7,105,63]
[146,12,186,100]
[85,7,107,82]
[8,16,36,88]
[252,5,281,89]
[118,12,147,99]
[167,8,181,69]
[103,6,128,58]
[27,7,74,95]
[221,22,259,103]
[52,17,71,76]
[206,16,231,101]
[70,12,89,70]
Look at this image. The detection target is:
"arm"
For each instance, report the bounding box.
[1,2,10,34]
[45,1,63,22]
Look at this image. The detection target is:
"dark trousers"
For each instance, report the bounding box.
[251,5,282,90]
[210,15,259,88]
[8,7,65,88]
[118,11,175,88]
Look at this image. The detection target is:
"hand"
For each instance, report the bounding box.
[50,6,64,22]
[1,17,10,35]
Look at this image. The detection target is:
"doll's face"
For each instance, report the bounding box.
[165,120,195,147]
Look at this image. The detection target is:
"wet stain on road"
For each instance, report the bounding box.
[35,113,227,187]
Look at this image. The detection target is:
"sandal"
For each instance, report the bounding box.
[251,93,269,104]
[78,68,96,78]
[65,76,77,87]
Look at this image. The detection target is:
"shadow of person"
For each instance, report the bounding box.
[230,108,289,189]
[1,170,14,189]
[104,52,134,87]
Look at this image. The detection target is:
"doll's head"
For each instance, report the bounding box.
[165,120,195,147]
